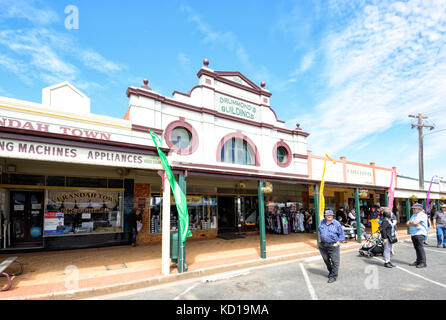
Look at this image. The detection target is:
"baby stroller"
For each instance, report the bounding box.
[359,232,384,257]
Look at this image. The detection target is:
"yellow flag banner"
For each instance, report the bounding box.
[319,154,336,221]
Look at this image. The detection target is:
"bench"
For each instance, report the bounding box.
[0,257,24,292]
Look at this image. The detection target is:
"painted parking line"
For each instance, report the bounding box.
[299,263,318,300]
[372,257,446,289]
[173,282,200,300]
[400,242,446,254]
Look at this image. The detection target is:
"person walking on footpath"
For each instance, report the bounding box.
[406,203,428,268]
[129,208,143,246]
[433,204,446,248]
[318,209,345,283]
[381,209,396,268]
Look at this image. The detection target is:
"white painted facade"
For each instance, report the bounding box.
[126,63,309,180]
[1,60,445,200]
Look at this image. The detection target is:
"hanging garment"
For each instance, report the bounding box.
[281,214,289,235]
[292,212,299,232]
[297,213,305,232]
[275,215,282,234]
[287,212,292,234]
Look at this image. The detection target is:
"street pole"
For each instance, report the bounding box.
[409,113,434,190]
[355,188,361,243]
[418,115,424,190]
[258,181,266,259]
[161,172,171,276]
[406,198,411,235]
[314,185,320,243]
[178,173,186,273]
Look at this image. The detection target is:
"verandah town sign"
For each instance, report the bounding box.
[215,94,258,121]
[0,117,112,140]
[0,138,162,170]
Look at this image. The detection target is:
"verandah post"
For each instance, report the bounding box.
[355,188,362,243]
[161,171,171,275]
[406,198,411,235]
[258,180,266,259]
[178,173,187,273]
[314,184,320,243]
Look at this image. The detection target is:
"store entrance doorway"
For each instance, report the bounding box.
[217,196,235,233]
[10,191,44,247]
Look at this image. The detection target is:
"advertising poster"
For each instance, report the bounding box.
[44,212,64,235]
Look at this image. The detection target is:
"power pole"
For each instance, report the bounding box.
[409,113,434,190]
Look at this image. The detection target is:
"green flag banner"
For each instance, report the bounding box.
[149,129,192,242]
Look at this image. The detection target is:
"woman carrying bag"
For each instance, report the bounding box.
[381,209,398,268]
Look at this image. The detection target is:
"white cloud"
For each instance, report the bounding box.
[289,0,446,160]
[289,51,316,81]
[79,50,123,73]
[181,5,270,84]
[177,52,191,67]
[0,1,125,92]
[0,0,59,25]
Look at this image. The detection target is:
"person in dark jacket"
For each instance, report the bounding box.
[129,208,143,246]
[381,209,395,268]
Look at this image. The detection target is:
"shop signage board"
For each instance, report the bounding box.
[359,189,369,198]
[214,93,259,122]
[0,138,163,170]
[0,116,113,141]
[47,190,120,214]
[346,165,374,185]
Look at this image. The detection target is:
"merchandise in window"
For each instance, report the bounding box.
[149,194,218,233]
[45,190,123,236]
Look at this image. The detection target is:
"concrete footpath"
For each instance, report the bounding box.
[0,225,427,300]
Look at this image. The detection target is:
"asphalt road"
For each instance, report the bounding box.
[89,236,446,300]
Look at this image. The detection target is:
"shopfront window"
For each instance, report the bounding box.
[221,138,255,166]
[149,194,218,233]
[45,190,123,236]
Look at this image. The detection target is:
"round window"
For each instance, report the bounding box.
[170,127,192,150]
[276,146,288,163]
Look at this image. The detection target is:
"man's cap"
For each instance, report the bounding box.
[324,209,334,216]
[412,203,423,210]
[440,203,446,208]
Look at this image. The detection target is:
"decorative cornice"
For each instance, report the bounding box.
[197,69,272,97]
[126,87,310,137]
[293,153,309,159]
[131,124,163,135]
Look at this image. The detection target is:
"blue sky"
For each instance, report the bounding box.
[0,0,445,183]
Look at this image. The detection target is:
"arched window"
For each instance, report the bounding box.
[221,137,255,166]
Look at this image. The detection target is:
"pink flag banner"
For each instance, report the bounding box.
[388,170,395,211]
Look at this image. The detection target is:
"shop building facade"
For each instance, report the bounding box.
[1,59,444,269]
[0,82,165,251]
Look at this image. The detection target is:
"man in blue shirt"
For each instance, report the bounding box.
[318,209,345,283]
[406,203,428,268]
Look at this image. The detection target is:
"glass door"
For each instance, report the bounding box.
[10,191,44,243]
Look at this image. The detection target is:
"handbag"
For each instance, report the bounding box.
[389,226,398,244]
